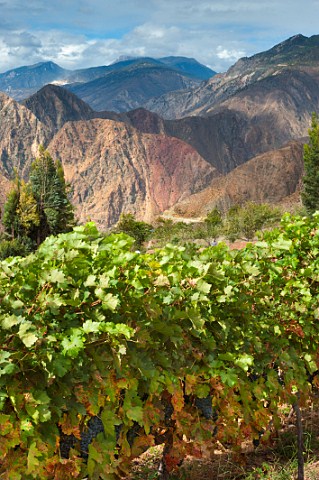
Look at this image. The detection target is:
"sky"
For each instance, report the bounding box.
[1,0,319,74]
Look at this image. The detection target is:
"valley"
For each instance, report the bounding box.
[0,34,319,229]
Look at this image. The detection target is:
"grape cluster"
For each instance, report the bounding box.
[59,417,125,460]
[59,432,77,459]
[195,396,217,420]
[80,416,105,459]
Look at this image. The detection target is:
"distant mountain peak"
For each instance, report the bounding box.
[283,33,307,43]
[32,60,61,68]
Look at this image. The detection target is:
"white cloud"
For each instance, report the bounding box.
[216,46,246,61]
[0,0,318,73]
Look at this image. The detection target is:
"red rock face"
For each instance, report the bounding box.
[48,119,217,227]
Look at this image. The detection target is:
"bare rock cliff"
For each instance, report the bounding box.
[48,119,217,227]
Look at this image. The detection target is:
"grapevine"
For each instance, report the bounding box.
[0,215,319,478]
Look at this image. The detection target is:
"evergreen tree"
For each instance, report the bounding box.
[29,147,75,244]
[301,113,319,213]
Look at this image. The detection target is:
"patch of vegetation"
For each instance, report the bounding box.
[301,112,319,214]
[132,202,283,249]
[115,212,153,249]
[223,202,282,241]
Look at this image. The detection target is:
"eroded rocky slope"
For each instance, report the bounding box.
[47,119,217,226]
[165,141,304,218]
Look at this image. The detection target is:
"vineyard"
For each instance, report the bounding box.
[1,213,319,479]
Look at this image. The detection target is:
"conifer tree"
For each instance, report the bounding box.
[29,147,75,244]
[301,113,319,213]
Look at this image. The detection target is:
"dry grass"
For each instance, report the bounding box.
[127,398,319,480]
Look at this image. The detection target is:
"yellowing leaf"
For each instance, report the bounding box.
[18,321,38,347]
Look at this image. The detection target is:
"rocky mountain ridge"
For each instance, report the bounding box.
[145,34,319,119]
[48,118,217,227]
[0,35,317,228]
[165,141,304,218]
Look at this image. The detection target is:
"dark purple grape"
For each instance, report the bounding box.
[59,432,76,459]
[80,416,104,459]
[195,396,217,420]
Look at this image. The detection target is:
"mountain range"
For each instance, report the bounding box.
[0,56,215,110]
[0,34,318,228]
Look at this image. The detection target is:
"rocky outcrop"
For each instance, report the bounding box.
[126,69,317,176]
[0,93,50,177]
[166,141,304,218]
[48,119,217,227]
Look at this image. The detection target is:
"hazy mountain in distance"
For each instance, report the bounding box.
[0,61,69,100]
[66,61,202,112]
[0,56,216,103]
[159,56,216,80]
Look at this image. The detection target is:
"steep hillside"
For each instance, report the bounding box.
[110,101,308,175]
[165,141,304,218]
[116,108,251,173]
[47,119,217,227]
[145,34,319,119]
[227,34,319,76]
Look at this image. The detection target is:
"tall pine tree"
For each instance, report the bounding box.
[301,113,319,213]
[2,147,75,248]
[29,147,75,244]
